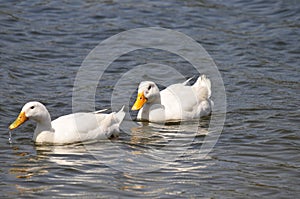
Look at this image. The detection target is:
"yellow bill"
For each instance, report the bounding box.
[9,111,28,130]
[131,92,147,110]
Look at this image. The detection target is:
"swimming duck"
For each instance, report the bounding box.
[131,75,213,122]
[9,101,125,144]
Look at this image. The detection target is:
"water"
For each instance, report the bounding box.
[1,0,299,198]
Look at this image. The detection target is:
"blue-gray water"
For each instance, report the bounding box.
[1,0,299,198]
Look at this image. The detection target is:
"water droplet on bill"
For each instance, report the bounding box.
[8,131,13,144]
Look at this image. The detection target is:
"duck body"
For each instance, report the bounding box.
[9,101,125,145]
[132,75,213,123]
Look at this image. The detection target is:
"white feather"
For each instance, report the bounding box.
[10,101,125,145]
[134,75,213,123]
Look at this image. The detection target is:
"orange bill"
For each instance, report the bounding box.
[9,111,28,130]
[131,92,147,111]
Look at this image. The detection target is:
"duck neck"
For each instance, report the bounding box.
[149,93,161,104]
[33,113,54,142]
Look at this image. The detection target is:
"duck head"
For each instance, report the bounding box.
[131,81,160,110]
[9,101,50,130]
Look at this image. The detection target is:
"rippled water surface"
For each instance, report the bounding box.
[1,0,299,198]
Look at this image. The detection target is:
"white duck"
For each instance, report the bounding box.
[9,101,125,144]
[131,75,213,123]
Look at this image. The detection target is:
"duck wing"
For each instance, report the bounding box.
[160,83,199,120]
[160,75,212,120]
[51,107,125,143]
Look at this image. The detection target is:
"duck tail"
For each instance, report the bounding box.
[102,106,125,138]
[115,105,126,124]
[102,106,125,128]
[193,75,212,99]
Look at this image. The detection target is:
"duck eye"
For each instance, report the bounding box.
[148,85,152,90]
[30,106,35,109]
